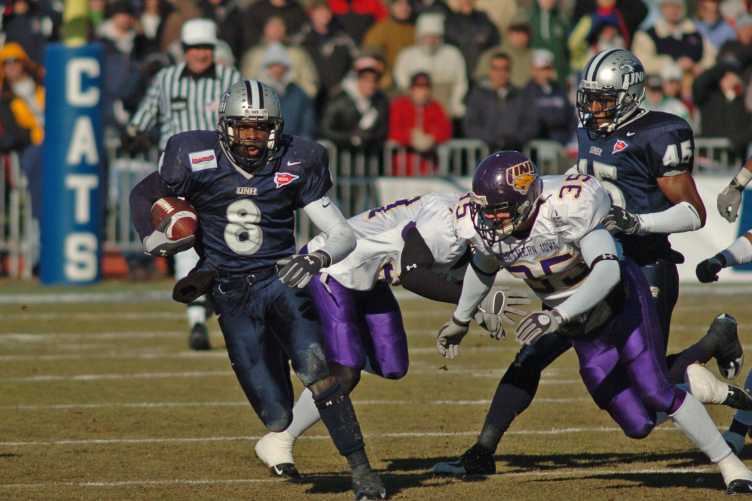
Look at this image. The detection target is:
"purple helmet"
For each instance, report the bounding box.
[470,151,542,245]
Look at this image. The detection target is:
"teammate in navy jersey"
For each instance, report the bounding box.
[129,80,386,500]
[433,50,744,478]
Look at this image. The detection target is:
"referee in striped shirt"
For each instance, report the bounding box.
[123,18,242,351]
[122,18,242,152]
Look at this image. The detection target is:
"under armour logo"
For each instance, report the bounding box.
[405,264,417,271]
[160,249,167,256]
[304,256,315,265]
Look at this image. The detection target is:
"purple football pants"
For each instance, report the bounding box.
[572,260,682,439]
[308,276,409,380]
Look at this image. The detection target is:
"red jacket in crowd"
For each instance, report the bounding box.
[388,96,452,176]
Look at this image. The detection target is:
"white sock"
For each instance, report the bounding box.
[285,388,322,438]
[671,392,732,463]
[718,453,752,485]
[187,301,206,327]
[734,369,752,426]
[721,234,752,267]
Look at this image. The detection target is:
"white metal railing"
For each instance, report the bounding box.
[694,138,744,173]
[0,151,33,278]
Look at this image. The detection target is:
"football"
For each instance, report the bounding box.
[150,197,198,240]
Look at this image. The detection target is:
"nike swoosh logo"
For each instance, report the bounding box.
[626,132,635,136]
[322,201,331,208]
[287,161,301,166]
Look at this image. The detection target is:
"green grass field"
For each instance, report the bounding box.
[2,279,752,500]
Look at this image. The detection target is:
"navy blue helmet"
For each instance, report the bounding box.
[470,151,543,245]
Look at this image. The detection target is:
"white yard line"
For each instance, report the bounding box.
[1,425,717,447]
[1,397,593,411]
[0,466,722,488]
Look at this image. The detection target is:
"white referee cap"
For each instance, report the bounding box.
[181,19,218,47]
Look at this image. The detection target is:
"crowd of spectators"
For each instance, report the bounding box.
[3,0,752,186]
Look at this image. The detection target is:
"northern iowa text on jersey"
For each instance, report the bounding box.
[159,131,332,273]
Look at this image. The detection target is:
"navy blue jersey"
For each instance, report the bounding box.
[577,109,695,265]
[159,131,332,273]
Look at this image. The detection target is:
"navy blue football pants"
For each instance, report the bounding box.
[213,271,330,432]
[484,261,680,435]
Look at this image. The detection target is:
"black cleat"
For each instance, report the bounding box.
[432,443,496,475]
[725,386,752,411]
[188,323,211,350]
[352,469,387,500]
[269,463,301,481]
[709,314,744,380]
[726,479,752,495]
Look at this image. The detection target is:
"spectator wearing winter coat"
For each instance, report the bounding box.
[0,43,44,219]
[198,0,246,63]
[241,0,308,52]
[524,49,577,146]
[718,14,752,91]
[291,0,358,114]
[393,13,468,119]
[410,0,450,17]
[444,0,500,81]
[526,0,572,87]
[388,72,452,176]
[362,0,416,72]
[1,0,62,66]
[693,0,736,51]
[445,0,516,36]
[568,0,630,72]
[240,15,320,98]
[693,58,752,161]
[463,52,539,152]
[255,42,317,139]
[474,15,533,87]
[641,75,692,124]
[632,0,716,79]
[320,61,390,153]
[326,0,389,45]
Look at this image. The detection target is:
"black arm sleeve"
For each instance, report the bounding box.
[129,170,178,242]
[399,227,463,304]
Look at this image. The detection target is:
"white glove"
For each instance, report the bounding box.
[143,217,195,257]
[515,309,564,345]
[478,286,531,325]
[474,309,506,340]
[436,316,470,360]
[717,180,744,223]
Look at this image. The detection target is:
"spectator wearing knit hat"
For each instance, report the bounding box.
[692,56,752,161]
[393,13,468,119]
[320,58,390,153]
[254,41,317,139]
[568,0,630,73]
[524,49,577,146]
[388,72,453,176]
[240,15,320,98]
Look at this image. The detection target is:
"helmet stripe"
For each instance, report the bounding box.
[244,80,253,107]
[256,81,265,110]
[250,80,261,111]
[585,48,618,82]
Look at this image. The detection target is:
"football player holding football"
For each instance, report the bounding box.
[129,80,386,500]
[253,192,531,478]
[434,49,745,478]
[433,151,752,494]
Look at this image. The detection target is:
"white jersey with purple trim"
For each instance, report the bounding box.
[455,174,611,306]
[306,193,467,290]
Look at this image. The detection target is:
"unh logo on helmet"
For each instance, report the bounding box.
[506,161,536,195]
[620,61,645,89]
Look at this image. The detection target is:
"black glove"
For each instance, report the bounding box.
[602,205,641,234]
[120,128,152,154]
[696,254,726,283]
[142,217,196,257]
[277,252,329,288]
